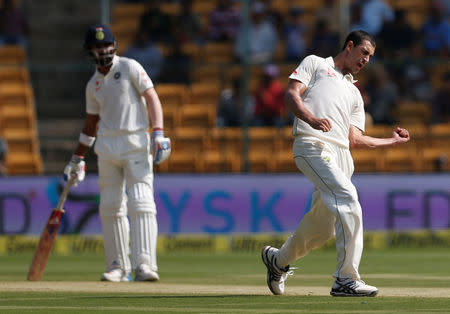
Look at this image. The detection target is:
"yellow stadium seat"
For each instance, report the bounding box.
[202,42,234,63]
[191,64,222,83]
[0,66,29,83]
[248,127,278,152]
[420,147,450,172]
[160,2,181,15]
[352,148,384,173]
[192,1,216,15]
[248,150,275,172]
[179,103,216,128]
[364,124,393,138]
[0,45,26,65]
[199,151,240,173]
[429,123,450,138]
[0,106,35,131]
[156,84,189,108]
[166,151,201,173]
[429,123,450,149]
[166,127,208,172]
[0,83,33,108]
[382,147,420,172]
[273,151,297,173]
[0,77,43,175]
[5,151,43,175]
[172,127,207,153]
[189,82,221,104]
[112,3,146,22]
[395,101,431,125]
[247,127,278,173]
[181,42,203,60]
[163,106,179,130]
[207,127,242,156]
[1,128,36,153]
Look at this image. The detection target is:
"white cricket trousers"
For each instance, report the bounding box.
[277,137,363,280]
[95,130,158,273]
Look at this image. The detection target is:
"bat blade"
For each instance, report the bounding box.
[27,209,64,281]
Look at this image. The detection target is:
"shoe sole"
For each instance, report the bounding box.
[261,246,281,295]
[135,275,159,282]
[330,290,378,297]
[101,273,131,282]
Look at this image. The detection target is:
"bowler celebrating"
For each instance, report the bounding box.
[262,30,410,297]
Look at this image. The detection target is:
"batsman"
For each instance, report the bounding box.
[64,24,171,282]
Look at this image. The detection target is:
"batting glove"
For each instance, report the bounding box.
[63,155,86,186]
[151,129,171,165]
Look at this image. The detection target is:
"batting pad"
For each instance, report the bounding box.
[101,215,132,273]
[129,211,158,271]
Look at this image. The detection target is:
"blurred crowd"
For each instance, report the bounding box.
[1,0,448,129]
[117,0,449,128]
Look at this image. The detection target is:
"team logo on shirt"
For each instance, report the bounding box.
[114,72,121,79]
[327,68,337,77]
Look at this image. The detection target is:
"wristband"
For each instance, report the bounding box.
[71,154,84,163]
[151,128,164,138]
[79,133,96,147]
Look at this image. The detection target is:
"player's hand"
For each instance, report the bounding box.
[392,127,410,144]
[151,129,171,165]
[309,117,332,132]
[63,155,86,186]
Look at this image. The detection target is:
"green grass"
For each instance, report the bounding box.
[1,248,450,313]
[1,293,449,313]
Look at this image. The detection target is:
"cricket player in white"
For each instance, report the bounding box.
[262,30,410,297]
[64,24,171,282]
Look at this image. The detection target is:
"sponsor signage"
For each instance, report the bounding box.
[0,174,448,235]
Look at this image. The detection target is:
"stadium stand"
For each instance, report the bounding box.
[0,45,26,65]
[179,103,216,128]
[104,0,450,174]
[2,0,441,175]
[0,46,43,175]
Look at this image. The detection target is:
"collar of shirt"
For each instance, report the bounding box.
[325,56,358,84]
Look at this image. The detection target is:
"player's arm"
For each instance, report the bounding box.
[73,114,100,157]
[142,87,163,129]
[142,87,171,164]
[284,79,332,132]
[349,125,410,149]
[63,114,99,185]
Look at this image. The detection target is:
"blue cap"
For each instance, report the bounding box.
[84,24,115,48]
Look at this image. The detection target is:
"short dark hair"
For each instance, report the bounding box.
[342,30,376,50]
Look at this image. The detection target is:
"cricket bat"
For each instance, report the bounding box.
[27,177,75,281]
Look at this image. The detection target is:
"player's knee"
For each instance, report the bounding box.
[99,190,126,217]
[127,182,156,214]
[336,185,359,204]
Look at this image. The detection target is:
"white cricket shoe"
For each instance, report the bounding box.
[101,268,131,282]
[134,264,160,282]
[330,278,378,297]
[261,246,292,295]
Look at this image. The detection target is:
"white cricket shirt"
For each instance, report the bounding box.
[289,55,365,148]
[86,55,154,136]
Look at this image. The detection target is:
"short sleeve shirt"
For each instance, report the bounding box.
[86,55,154,136]
[289,55,365,148]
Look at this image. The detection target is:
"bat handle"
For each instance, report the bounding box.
[56,177,75,211]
